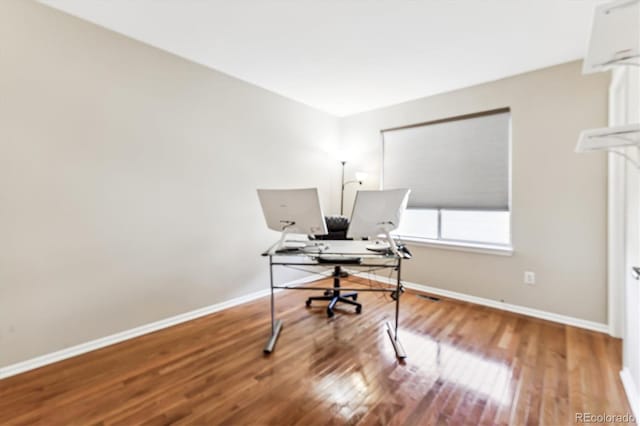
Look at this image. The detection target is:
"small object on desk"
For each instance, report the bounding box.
[317,255,362,264]
[366,240,391,251]
[275,247,303,254]
[398,244,412,259]
[283,241,307,249]
[302,243,329,253]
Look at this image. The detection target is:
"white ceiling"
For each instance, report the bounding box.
[40,0,600,117]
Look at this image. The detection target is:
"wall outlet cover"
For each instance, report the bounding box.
[524,271,536,285]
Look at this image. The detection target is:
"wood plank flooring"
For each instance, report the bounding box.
[0,277,633,425]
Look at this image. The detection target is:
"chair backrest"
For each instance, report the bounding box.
[315,215,349,240]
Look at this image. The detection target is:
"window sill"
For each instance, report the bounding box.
[396,236,514,256]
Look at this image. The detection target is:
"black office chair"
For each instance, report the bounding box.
[305,215,362,318]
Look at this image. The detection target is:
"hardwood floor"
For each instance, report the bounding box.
[0,277,633,425]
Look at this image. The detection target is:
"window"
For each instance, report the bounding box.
[394,209,510,247]
[383,109,511,250]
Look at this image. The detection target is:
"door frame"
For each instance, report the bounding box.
[608,67,628,338]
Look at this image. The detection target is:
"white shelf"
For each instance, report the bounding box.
[576,123,640,152]
[582,0,640,74]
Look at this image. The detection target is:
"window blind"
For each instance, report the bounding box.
[382,109,510,210]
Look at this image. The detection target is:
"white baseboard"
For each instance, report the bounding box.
[353,271,609,334]
[620,368,640,420]
[0,273,327,380]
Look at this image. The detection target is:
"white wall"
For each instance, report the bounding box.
[340,61,610,323]
[0,0,340,366]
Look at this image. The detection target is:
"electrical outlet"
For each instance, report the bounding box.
[524,271,536,285]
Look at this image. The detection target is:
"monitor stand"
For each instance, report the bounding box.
[365,232,400,255]
[274,229,309,252]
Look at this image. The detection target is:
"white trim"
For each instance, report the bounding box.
[396,236,513,256]
[608,67,628,338]
[608,150,626,338]
[0,273,326,380]
[620,367,640,420]
[354,272,608,334]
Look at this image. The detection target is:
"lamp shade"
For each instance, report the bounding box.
[355,172,368,182]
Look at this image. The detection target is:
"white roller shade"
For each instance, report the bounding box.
[382,109,510,210]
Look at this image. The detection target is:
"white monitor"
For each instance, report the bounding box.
[257,188,328,237]
[347,189,410,246]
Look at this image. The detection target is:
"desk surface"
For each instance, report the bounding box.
[264,239,407,259]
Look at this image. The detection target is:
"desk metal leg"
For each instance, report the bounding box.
[264,256,282,353]
[386,258,406,359]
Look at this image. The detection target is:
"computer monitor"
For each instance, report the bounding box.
[347,189,410,252]
[257,188,328,241]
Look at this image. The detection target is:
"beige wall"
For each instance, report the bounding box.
[0,0,340,366]
[340,61,610,323]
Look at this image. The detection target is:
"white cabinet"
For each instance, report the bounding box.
[583,0,639,74]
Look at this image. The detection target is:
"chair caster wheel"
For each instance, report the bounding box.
[305,299,312,307]
[327,309,334,318]
[324,290,332,296]
[356,306,362,314]
[352,294,358,301]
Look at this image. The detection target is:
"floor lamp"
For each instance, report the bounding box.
[340,161,366,215]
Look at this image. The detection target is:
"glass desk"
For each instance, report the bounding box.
[261,240,410,359]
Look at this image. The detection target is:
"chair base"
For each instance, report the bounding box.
[306,291,362,317]
[306,265,361,317]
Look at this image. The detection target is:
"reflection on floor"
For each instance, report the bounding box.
[0,277,632,425]
[402,330,513,406]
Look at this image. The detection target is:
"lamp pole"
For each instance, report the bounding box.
[340,161,346,215]
[340,161,366,216]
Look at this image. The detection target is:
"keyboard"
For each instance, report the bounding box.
[317,255,362,264]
